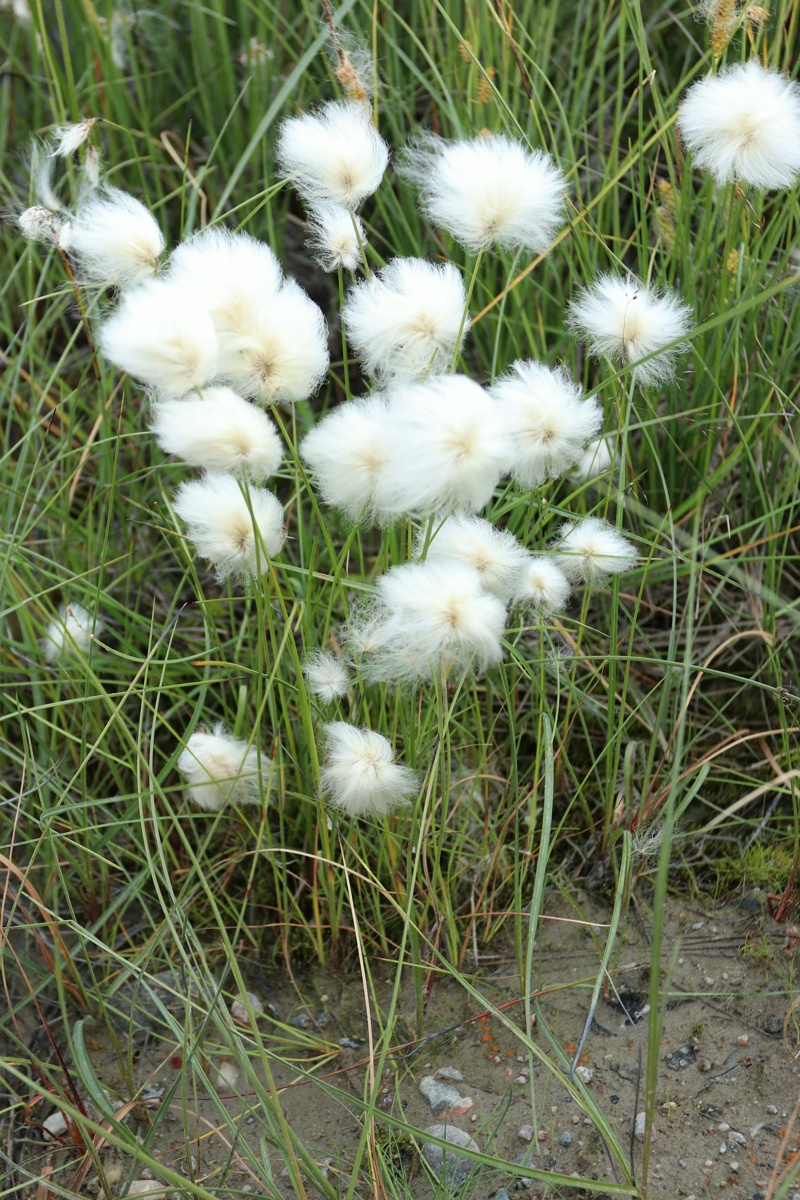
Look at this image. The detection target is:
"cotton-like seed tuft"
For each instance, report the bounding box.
[300,395,400,524]
[401,132,566,254]
[49,119,98,159]
[99,280,219,395]
[18,206,68,247]
[510,557,571,614]
[276,100,389,209]
[167,227,283,335]
[677,59,800,190]
[173,474,285,580]
[320,722,417,816]
[344,257,469,380]
[347,560,507,682]
[554,517,637,584]
[68,187,165,288]
[42,602,104,663]
[490,361,603,489]
[567,275,691,386]
[418,514,527,602]
[303,651,351,703]
[307,204,366,271]
[569,435,615,485]
[177,723,267,810]
[151,387,283,482]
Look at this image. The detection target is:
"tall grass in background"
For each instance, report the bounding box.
[1,1,800,1197]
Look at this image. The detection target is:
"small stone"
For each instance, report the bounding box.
[339,1037,358,1049]
[128,1184,164,1197]
[704,1159,713,1168]
[231,991,264,1023]
[575,1065,593,1083]
[634,1113,655,1143]
[537,1130,548,1142]
[420,1125,480,1188]
[518,1124,534,1142]
[215,1057,240,1090]
[704,976,715,986]
[763,1015,783,1035]
[679,1160,688,1168]
[436,1066,464,1083]
[720,1142,727,1153]
[571,1114,581,1125]
[560,1132,572,1147]
[514,1075,527,1085]
[666,1046,697,1070]
[698,1059,713,1072]
[691,921,705,930]
[495,1191,511,1200]
[730,1161,739,1171]
[718,1123,730,1132]
[419,1076,462,1115]
[767,1105,779,1114]
[728,1131,746,1145]
[42,1112,68,1141]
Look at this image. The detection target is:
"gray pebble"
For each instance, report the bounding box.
[419,1076,462,1114]
[436,1066,464,1082]
[665,1046,697,1070]
[763,1015,783,1035]
[420,1125,479,1188]
[559,1132,572,1147]
[494,1191,511,1200]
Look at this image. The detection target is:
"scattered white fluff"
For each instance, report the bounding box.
[567,275,691,386]
[49,119,98,158]
[167,227,283,335]
[401,132,566,253]
[300,395,400,524]
[320,722,417,816]
[150,387,283,482]
[348,560,507,682]
[177,722,266,810]
[276,100,389,209]
[490,361,603,489]
[42,602,103,663]
[173,474,285,580]
[17,206,68,247]
[99,280,219,395]
[419,514,527,602]
[510,557,571,614]
[303,651,351,702]
[569,435,615,485]
[554,517,637,584]
[307,204,365,271]
[215,279,329,405]
[677,59,800,190]
[381,375,514,517]
[68,187,165,288]
[344,257,469,380]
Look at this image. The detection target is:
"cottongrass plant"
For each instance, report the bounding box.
[66,186,165,287]
[151,387,283,481]
[320,723,416,817]
[554,516,637,584]
[276,100,389,210]
[172,474,286,580]
[177,724,266,810]
[41,602,103,663]
[417,514,528,603]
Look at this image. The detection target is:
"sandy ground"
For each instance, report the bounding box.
[11,892,800,1199]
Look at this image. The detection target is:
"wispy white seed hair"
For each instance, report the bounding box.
[31,141,64,212]
[67,187,165,288]
[569,434,615,485]
[348,561,507,682]
[677,59,800,190]
[382,375,514,517]
[42,602,104,663]
[276,100,389,210]
[490,361,603,489]
[17,206,68,247]
[567,275,691,385]
[510,557,571,614]
[173,474,285,580]
[344,257,469,381]
[300,395,400,524]
[303,651,351,703]
[215,279,329,405]
[150,387,283,482]
[167,227,283,334]
[177,723,266,810]
[401,133,566,254]
[419,514,527,602]
[320,723,416,817]
[307,204,365,271]
[49,119,98,158]
[99,280,219,395]
[554,517,637,584]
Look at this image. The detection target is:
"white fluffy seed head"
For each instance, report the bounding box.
[567,275,692,385]
[300,395,401,524]
[173,474,286,580]
[490,360,603,489]
[307,204,365,271]
[569,435,615,485]
[67,187,165,288]
[320,723,416,817]
[150,387,283,482]
[177,723,266,810]
[42,602,103,663]
[18,205,68,247]
[510,557,571,615]
[276,100,389,209]
[303,651,351,703]
[401,133,566,253]
[678,59,800,190]
[344,257,469,381]
[167,227,283,334]
[419,514,527,602]
[99,280,219,395]
[215,279,329,405]
[554,517,637,584]
[49,119,98,158]
[381,375,514,517]
[348,560,507,683]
